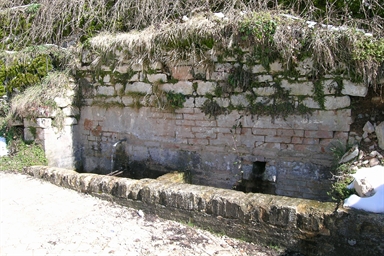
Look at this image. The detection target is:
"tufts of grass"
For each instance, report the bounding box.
[9,71,74,120]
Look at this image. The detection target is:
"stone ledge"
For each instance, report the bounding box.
[23,166,384,256]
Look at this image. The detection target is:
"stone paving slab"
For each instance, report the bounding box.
[0,172,280,256]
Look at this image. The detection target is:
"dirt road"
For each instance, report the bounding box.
[0,171,281,256]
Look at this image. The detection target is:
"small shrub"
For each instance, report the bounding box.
[328,142,357,202]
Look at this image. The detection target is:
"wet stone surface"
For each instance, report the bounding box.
[0,171,281,256]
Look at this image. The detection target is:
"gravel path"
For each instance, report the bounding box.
[0,171,281,256]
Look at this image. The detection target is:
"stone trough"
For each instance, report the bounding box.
[24,166,384,256]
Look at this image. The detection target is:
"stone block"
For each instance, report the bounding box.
[196,81,216,95]
[253,128,276,136]
[147,73,167,83]
[342,80,368,97]
[265,136,291,143]
[375,122,384,150]
[131,63,143,72]
[304,130,333,139]
[277,129,304,137]
[161,81,193,95]
[54,97,72,108]
[257,75,273,82]
[230,94,249,107]
[253,87,275,96]
[125,82,152,94]
[324,96,350,110]
[34,118,52,129]
[281,80,314,96]
[97,86,115,96]
[302,98,320,109]
[114,65,130,73]
[171,66,193,80]
[63,106,80,117]
[64,117,78,126]
[251,64,267,73]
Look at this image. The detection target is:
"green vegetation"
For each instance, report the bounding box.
[200,99,226,118]
[0,121,47,172]
[0,54,53,97]
[165,91,186,110]
[328,142,357,202]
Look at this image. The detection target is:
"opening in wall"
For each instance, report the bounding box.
[234,161,276,194]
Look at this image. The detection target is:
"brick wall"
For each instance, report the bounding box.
[44,47,368,200]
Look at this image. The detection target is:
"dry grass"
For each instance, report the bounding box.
[0,0,382,49]
[10,71,73,120]
[88,10,383,87]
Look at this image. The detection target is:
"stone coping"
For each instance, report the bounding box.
[23,166,384,256]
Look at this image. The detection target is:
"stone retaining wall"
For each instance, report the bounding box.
[24,166,384,256]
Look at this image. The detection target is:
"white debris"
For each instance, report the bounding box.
[339,145,359,164]
[0,137,8,157]
[137,209,144,218]
[213,12,225,19]
[182,16,189,22]
[344,165,384,213]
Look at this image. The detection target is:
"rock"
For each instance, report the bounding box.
[353,178,375,197]
[358,150,365,160]
[369,151,383,159]
[369,158,380,167]
[375,122,384,150]
[339,145,359,164]
[363,121,375,134]
[54,97,72,108]
[342,80,368,97]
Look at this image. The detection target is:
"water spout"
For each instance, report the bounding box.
[110,138,127,174]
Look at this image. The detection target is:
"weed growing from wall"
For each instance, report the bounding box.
[328,142,357,202]
[200,99,226,118]
[165,91,186,111]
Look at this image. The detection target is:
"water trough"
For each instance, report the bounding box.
[24,166,384,256]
